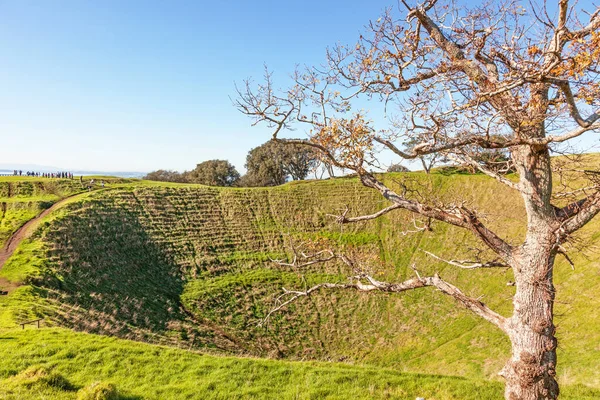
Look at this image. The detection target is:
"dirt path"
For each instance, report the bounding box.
[0,195,79,292]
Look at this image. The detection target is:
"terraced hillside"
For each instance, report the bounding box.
[1,166,600,391]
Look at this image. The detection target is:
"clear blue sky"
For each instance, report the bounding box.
[0,0,394,173]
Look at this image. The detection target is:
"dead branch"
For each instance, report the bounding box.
[263,271,507,331]
[556,245,575,270]
[270,249,336,269]
[327,203,402,223]
[422,249,510,269]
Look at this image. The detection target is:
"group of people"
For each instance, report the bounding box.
[13,170,74,179]
[11,169,107,191]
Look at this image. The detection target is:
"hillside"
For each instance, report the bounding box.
[1,158,600,397]
[0,176,135,248]
[0,328,514,400]
[1,328,599,400]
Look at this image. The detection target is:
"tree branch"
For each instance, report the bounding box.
[559,190,600,234]
[447,153,520,191]
[554,80,600,128]
[270,249,336,269]
[374,135,513,160]
[569,7,600,41]
[422,249,510,269]
[359,172,515,260]
[264,271,507,332]
[406,3,485,82]
[536,122,600,145]
[328,203,403,223]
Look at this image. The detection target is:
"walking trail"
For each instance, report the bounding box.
[0,195,78,293]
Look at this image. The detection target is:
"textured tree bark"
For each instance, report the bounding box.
[503,143,559,400]
[502,249,559,400]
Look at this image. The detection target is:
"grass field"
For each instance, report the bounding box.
[1,328,599,400]
[1,156,600,398]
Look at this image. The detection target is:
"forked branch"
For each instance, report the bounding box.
[264,270,507,331]
[359,172,515,260]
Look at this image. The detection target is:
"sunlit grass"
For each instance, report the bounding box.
[0,155,599,398]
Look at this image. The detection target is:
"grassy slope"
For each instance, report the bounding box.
[2,177,517,369]
[0,158,599,395]
[0,177,135,247]
[0,203,42,247]
[1,328,599,400]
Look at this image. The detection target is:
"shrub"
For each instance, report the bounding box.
[387,163,410,173]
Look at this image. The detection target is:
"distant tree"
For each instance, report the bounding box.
[403,137,446,174]
[472,148,516,175]
[144,170,188,183]
[284,143,320,181]
[235,174,258,188]
[186,160,240,187]
[446,145,515,175]
[243,142,287,186]
[313,159,336,179]
[387,163,409,173]
[242,141,319,186]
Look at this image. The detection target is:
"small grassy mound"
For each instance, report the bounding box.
[2,364,75,399]
[77,381,119,400]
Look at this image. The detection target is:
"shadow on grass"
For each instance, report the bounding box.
[37,199,186,340]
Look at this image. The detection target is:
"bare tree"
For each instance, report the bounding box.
[236,1,600,398]
[313,158,336,179]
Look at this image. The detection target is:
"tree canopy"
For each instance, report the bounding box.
[242,140,319,187]
[144,170,187,183]
[144,160,240,187]
[386,163,409,173]
[187,160,240,187]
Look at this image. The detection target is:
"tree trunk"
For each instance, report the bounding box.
[502,241,559,400]
[420,157,431,174]
[500,137,560,399]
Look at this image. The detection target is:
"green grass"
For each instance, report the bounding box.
[0,177,137,247]
[0,286,46,328]
[0,328,598,400]
[1,157,600,396]
[0,195,60,202]
[0,203,45,247]
[0,239,47,283]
